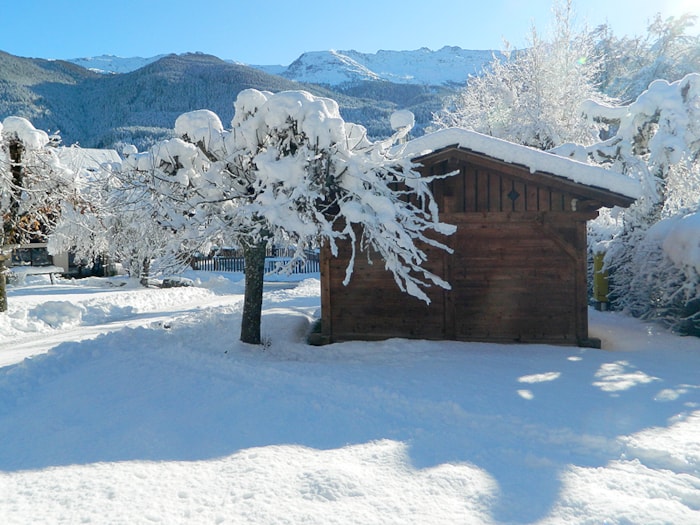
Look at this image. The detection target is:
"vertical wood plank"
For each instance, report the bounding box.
[527,183,539,212]
[490,172,502,212]
[320,243,333,339]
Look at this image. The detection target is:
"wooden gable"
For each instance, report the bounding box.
[417,145,637,216]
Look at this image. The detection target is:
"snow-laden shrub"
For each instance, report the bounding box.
[575,74,700,334]
[604,212,700,335]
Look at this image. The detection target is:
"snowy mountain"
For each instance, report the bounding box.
[1,47,480,150]
[346,46,494,85]
[66,54,168,74]
[268,50,383,85]
[2,51,437,149]
[264,47,496,86]
[65,46,495,87]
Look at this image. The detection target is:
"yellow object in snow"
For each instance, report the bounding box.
[593,252,609,303]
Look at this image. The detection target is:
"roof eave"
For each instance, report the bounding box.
[412,144,639,209]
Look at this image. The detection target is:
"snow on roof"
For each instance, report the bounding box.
[399,128,642,200]
[57,147,122,172]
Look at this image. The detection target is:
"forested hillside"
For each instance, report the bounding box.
[2,11,699,152]
[0,51,444,150]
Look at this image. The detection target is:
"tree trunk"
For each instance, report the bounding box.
[0,257,7,313]
[139,258,151,287]
[5,140,24,245]
[240,239,267,345]
[1,141,24,313]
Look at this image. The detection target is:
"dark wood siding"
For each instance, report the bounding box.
[322,236,446,341]
[320,146,633,347]
[447,216,580,343]
[429,159,577,214]
[321,213,590,345]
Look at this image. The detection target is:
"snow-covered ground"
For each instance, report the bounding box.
[0,272,698,524]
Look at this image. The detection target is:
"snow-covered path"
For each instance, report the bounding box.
[0,273,698,524]
[0,276,244,366]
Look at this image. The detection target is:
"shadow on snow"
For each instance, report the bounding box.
[0,308,698,523]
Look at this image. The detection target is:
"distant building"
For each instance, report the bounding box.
[10,147,121,276]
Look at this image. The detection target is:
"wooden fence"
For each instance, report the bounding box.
[191,254,320,274]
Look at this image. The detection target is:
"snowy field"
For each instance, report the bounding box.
[0,271,699,524]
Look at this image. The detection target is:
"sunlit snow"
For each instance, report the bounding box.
[1,272,698,524]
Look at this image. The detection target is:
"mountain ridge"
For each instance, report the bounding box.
[0,48,472,150]
[64,46,494,87]
[270,46,495,86]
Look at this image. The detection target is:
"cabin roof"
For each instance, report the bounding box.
[398,128,642,203]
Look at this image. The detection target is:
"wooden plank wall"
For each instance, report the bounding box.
[321,239,447,341]
[447,217,580,343]
[429,159,577,215]
[320,150,597,346]
[321,215,589,345]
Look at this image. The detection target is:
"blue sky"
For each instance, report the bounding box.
[2,0,697,65]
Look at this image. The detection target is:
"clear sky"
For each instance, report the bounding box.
[2,0,698,65]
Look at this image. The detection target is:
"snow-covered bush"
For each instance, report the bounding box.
[601,211,700,335]
[576,74,700,333]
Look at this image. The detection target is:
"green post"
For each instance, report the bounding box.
[593,252,609,311]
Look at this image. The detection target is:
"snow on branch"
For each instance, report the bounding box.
[120,90,455,302]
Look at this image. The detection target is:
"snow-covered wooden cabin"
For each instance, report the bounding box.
[319,129,640,347]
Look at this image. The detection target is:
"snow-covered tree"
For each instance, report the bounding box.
[433,0,609,150]
[555,74,700,333]
[594,13,700,102]
[432,1,700,333]
[564,73,700,217]
[50,146,175,282]
[111,147,185,281]
[126,89,455,344]
[0,117,73,311]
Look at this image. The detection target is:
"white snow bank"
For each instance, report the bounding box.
[622,411,700,475]
[0,274,230,343]
[660,212,700,274]
[543,457,700,524]
[0,440,497,525]
[0,274,698,524]
[399,128,642,199]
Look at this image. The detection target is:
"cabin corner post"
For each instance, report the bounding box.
[319,242,333,343]
[576,219,590,344]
